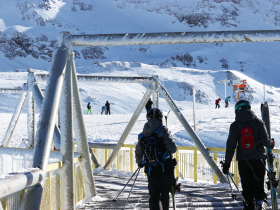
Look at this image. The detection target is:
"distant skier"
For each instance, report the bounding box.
[225,96,231,108]
[215,98,221,109]
[135,108,177,210]
[87,102,92,115]
[222,100,275,210]
[145,98,153,113]
[101,106,106,115]
[105,100,111,115]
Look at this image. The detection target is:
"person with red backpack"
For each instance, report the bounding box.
[215,98,221,108]
[135,108,177,210]
[222,100,275,210]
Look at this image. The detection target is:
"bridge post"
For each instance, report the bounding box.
[27,72,36,148]
[20,46,69,209]
[60,54,75,209]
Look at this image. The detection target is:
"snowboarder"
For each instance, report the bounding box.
[105,100,111,115]
[215,98,221,109]
[135,108,177,210]
[222,100,275,210]
[225,96,231,108]
[145,98,153,113]
[87,102,92,115]
[101,105,106,115]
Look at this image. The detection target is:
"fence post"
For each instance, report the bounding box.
[194,150,198,182]
[176,151,179,177]
[130,147,133,172]
[234,152,239,186]
[213,151,217,184]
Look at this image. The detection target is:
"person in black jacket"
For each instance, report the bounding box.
[223,100,275,210]
[135,108,177,210]
[105,100,111,115]
[145,98,153,113]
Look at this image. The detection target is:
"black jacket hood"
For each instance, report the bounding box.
[235,108,257,122]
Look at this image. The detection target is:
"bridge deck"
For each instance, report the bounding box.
[78,173,254,210]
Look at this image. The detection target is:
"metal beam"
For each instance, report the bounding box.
[20,47,69,210]
[158,84,227,183]
[60,56,75,209]
[1,83,28,147]
[69,30,280,47]
[0,168,44,199]
[35,73,155,83]
[30,73,61,150]
[27,74,36,149]
[71,52,97,199]
[104,85,153,170]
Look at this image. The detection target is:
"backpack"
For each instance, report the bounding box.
[139,125,170,176]
[236,121,257,155]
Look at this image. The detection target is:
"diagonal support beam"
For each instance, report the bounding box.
[104,85,153,170]
[158,84,227,183]
[71,52,97,199]
[20,47,69,210]
[29,72,61,150]
[1,83,28,147]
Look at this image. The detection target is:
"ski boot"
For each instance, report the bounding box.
[256,200,267,210]
[243,201,255,210]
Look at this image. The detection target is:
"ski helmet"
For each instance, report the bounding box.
[146,108,163,121]
[235,100,251,114]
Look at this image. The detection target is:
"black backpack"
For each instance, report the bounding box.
[139,125,170,176]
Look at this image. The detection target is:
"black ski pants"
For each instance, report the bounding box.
[238,159,267,208]
[215,103,220,108]
[147,172,174,210]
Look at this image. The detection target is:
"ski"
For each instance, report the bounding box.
[261,102,278,210]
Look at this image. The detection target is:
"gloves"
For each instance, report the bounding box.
[271,138,275,149]
[138,163,144,168]
[222,163,230,174]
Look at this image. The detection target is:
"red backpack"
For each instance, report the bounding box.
[236,121,257,154]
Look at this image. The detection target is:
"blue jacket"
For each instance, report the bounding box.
[225,96,230,102]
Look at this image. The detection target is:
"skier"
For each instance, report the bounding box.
[145,98,153,113]
[222,100,275,210]
[87,102,92,115]
[135,108,177,210]
[215,98,221,109]
[101,105,106,115]
[225,96,231,108]
[105,100,111,115]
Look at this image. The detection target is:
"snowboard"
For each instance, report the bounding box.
[261,102,278,210]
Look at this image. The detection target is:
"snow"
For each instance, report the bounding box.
[0,0,280,207]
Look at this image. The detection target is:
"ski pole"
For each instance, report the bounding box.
[123,166,141,209]
[226,174,236,199]
[112,167,141,202]
[228,173,247,203]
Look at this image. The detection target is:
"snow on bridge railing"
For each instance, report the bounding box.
[0,156,85,210]
[90,144,280,187]
[68,30,280,47]
[34,73,156,84]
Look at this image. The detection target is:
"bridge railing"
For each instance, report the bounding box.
[92,144,280,186]
[0,157,85,210]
